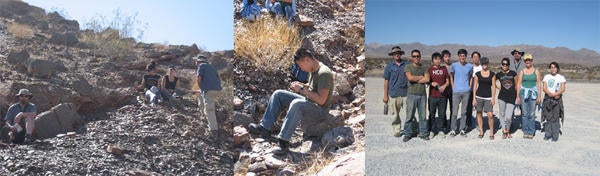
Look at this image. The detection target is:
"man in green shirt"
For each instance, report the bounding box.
[248,48,336,155]
[403,49,430,142]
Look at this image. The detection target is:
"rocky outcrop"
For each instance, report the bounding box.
[34,103,83,139]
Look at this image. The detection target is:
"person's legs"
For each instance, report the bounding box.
[451,93,461,133]
[260,90,304,130]
[466,91,474,129]
[437,97,447,134]
[25,116,35,135]
[203,91,220,131]
[278,99,328,141]
[145,90,157,104]
[270,2,284,15]
[498,99,507,131]
[404,95,417,138]
[504,103,515,137]
[428,97,437,133]
[283,4,294,23]
[458,92,469,133]
[475,98,484,135]
[391,96,406,136]
[521,98,536,136]
[417,95,429,138]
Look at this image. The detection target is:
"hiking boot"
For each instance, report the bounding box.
[248,123,270,138]
[402,136,411,142]
[272,138,290,155]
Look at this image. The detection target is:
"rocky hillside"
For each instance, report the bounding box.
[0,0,233,174]
[233,0,365,175]
[366,42,600,65]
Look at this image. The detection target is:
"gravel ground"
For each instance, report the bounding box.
[366,76,600,176]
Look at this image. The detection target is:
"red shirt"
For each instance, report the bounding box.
[428,66,449,98]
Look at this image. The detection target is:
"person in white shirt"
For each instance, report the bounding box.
[541,62,566,141]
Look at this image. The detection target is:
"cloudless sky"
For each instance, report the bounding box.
[24,0,233,51]
[366,0,600,52]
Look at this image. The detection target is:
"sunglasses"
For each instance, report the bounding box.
[19,95,29,98]
[411,55,421,58]
[501,63,509,66]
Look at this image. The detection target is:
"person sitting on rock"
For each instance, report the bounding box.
[248,48,336,155]
[137,61,163,106]
[160,65,182,106]
[241,0,262,22]
[192,55,222,136]
[4,89,38,144]
[265,0,296,24]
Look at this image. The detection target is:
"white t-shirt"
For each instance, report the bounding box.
[542,74,566,93]
[472,64,482,77]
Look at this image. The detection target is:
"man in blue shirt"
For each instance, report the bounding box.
[5,89,37,144]
[194,55,222,136]
[383,46,411,137]
[450,49,473,137]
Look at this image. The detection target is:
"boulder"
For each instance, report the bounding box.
[7,49,29,66]
[321,126,354,149]
[247,161,268,172]
[297,15,314,27]
[317,152,365,176]
[27,59,66,78]
[33,103,83,139]
[48,32,79,46]
[301,114,343,138]
[334,73,353,95]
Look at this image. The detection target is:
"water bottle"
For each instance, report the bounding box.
[384,103,389,115]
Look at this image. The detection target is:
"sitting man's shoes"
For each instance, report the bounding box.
[248,123,270,138]
[272,138,290,155]
[24,134,34,144]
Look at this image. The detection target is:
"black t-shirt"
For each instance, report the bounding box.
[164,75,178,90]
[496,70,518,104]
[475,71,495,98]
[143,74,162,90]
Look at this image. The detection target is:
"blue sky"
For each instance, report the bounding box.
[366,0,600,53]
[24,0,232,51]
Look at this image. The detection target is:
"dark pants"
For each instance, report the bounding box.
[466,91,474,129]
[429,97,447,134]
[544,121,560,141]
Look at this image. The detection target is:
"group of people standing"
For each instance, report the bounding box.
[383,47,566,142]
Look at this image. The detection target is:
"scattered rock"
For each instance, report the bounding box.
[317,152,365,176]
[346,114,365,126]
[248,161,268,173]
[234,97,244,110]
[265,155,285,169]
[234,125,251,148]
[106,145,123,155]
[297,15,314,27]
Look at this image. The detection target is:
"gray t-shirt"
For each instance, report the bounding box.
[197,63,222,91]
[510,59,525,74]
[5,102,37,125]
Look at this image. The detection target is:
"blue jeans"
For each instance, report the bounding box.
[270,2,295,23]
[260,90,327,141]
[521,98,537,135]
[405,94,428,137]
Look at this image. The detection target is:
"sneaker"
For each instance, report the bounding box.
[449,131,456,137]
[420,135,430,141]
[393,130,404,137]
[460,130,467,137]
[272,138,290,155]
[543,136,551,141]
[402,136,411,142]
[248,123,270,138]
[438,132,446,138]
[429,132,435,139]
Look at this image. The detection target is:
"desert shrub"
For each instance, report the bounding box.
[8,23,34,39]
[80,9,147,59]
[234,17,301,71]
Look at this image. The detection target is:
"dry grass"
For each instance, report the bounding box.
[8,23,34,39]
[80,28,135,59]
[234,17,301,71]
[299,148,335,175]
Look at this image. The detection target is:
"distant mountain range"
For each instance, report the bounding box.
[366,43,600,65]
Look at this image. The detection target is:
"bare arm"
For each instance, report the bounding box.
[138,77,146,91]
[418,72,430,84]
[536,70,543,101]
[516,71,522,105]
[491,75,496,106]
[556,82,566,97]
[542,81,552,97]
[383,80,389,103]
[301,87,329,106]
[472,75,479,106]
[405,72,422,82]
[160,76,166,91]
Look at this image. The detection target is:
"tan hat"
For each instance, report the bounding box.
[16,89,32,97]
[194,55,207,62]
[524,54,533,61]
[388,46,405,56]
